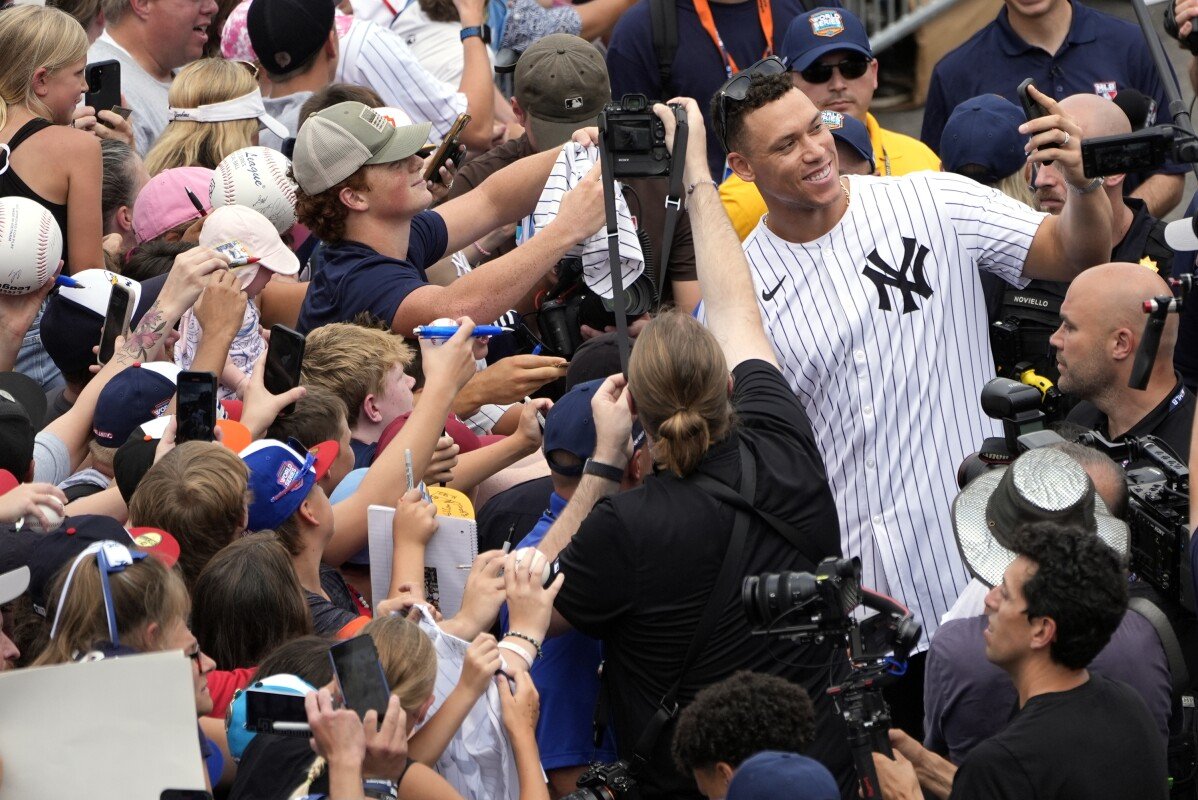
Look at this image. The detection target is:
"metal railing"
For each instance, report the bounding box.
[834,0,970,52]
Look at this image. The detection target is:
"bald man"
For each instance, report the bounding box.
[1032,94,1173,274]
[1052,262,1194,464]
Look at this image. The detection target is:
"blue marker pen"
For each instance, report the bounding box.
[413,325,507,339]
[54,275,82,289]
[531,344,544,356]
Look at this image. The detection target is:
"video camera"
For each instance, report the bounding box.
[959,377,1195,614]
[743,557,921,799]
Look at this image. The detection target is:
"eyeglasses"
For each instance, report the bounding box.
[798,56,872,84]
[233,59,260,81]
[714,56,788,153]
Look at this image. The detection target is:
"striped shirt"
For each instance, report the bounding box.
[741,171,1045,646]
[336,17,467,140]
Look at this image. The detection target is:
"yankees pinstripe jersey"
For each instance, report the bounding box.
[336,18,468,141]
[743,171,1046,645]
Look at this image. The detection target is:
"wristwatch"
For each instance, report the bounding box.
[459,25,491,43]
[363,779,399,800]
[1066,176,1104,195]
[583,458,624,482]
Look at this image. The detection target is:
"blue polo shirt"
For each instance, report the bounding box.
[606,0,830,178]
[921,1,1178,167]
[295,210,448,334]
[499,491,617,770]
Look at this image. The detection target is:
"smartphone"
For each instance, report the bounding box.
[97,283,134,365]
[423,113,471,184]
[264,324,305,416]
[1017,78,1051,161]
[176,371,217,443]
[329,636,391,722]
[244,688,312,736]
[85,59,121,118]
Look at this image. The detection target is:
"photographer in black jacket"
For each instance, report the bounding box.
[499,98,854,799]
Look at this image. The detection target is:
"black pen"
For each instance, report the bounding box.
[184,187,207,216]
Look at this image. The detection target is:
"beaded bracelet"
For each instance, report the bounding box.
[504,631,544,660]
[498,640,534,668]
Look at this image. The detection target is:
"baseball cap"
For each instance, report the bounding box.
[242,438,339,530]
[293,102,432,194]
[376,413,486,463]
[952,448,1129,588]
[169,90,289,140]
[940,95,1026,185]
[514,34,611,151]
[0,373,42,477]
[247,0,335,76]
[40,270,159,379]
[0,566,29,605]
[726,751,839,800]
[92,362,179,446]
[782,7,872,73]
[199,205,301,283]
[565,332,628,388]
[132,167,215,243]
[822,110,874,173]
[542,379,602,476]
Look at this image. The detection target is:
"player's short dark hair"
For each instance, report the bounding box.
[671,670,815,772]
[1012,521,1128,670]
[710,71,794,153]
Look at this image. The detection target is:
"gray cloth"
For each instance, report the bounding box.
[923,612,1172,764]
[260,92,312,153]
[88,35,172,155]
[33,430,71,486]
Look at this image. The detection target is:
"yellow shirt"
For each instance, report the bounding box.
[719,113,942,240]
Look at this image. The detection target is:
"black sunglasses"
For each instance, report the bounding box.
[714,56,787,152]
[798,56,872,84]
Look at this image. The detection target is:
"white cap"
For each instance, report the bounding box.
[54,270,142,316]
[169,90,289,139]
[199,205,301,281]
[1165,216,1198,252]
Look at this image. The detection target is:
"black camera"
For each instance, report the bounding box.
[600,94,674,178]
[1081,125,1198,177]
[744,557,921,799]
[537,256,656,359]
[561,759,638,800]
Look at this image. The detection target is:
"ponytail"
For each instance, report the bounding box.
[655,408,712,477]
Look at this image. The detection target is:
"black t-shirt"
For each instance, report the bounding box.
[553,360,853,799]
[950,674,1168,800]
[228,733,319,800]
[1067,379,1193,466]
[476,475,554,554]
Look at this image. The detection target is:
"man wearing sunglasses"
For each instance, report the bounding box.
[921,0,1184,219]
[719,7,939,240]
[707,67,1112,733]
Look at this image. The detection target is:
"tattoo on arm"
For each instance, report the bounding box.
[114,305,172,366]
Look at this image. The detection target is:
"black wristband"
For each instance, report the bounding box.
[459,24,491,43]
[583,458,624,482]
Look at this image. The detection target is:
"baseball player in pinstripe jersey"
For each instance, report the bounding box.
[706,67,1112,651]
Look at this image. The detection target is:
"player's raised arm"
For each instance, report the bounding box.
[653,99,778,370]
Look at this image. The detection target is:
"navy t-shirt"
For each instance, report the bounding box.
[605,0,823,178]
[921,2,1177,167]
[296,210,449,334]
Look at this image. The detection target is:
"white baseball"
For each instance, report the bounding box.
[209,146,298,234]
[0,197,63,296]
[22,502,64,533]
[511,547,553,586]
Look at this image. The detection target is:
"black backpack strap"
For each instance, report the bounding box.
[627,439,755,773]
[648,0,677,97]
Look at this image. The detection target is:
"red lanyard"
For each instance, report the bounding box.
[692,0,775,78]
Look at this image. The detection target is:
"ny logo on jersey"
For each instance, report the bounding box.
[861,237,934,314]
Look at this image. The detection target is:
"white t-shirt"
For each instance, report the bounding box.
[736,171,1045,647]
[88,34,173,155]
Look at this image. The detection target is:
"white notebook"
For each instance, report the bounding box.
[368,504,479,618]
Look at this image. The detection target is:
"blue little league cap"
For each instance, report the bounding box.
[782,7,872,72]
[822,110,874,173]
[726,751,839,800]
[242,439,333,531]
[940,94,1027,185]
[92,362,179,446]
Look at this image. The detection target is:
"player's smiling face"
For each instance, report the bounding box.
[728,88,842,212]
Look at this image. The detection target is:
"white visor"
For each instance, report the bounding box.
[169,91,289,140]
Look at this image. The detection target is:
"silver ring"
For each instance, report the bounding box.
[1061,131,1071,147]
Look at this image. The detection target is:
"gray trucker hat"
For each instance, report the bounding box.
[293,101,432,194]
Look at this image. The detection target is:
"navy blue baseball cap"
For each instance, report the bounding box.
[726,751,839,800]
[542,379,602,476]
[940,94,1027,185]
[91,362,179,447]
[782,7,872,73]
[242,438,338,531]
[822,110,874,173]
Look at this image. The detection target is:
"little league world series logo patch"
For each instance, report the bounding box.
[1094,81,1118,100]
[821,110,845,129]
[810,10,844,37]
[277,460,300,489]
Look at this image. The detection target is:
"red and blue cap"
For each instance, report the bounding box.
[92,362,179,446]
[241,438,339,531]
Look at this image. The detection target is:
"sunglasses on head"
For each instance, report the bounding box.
[714,56,787,153]
[798,56,872,84]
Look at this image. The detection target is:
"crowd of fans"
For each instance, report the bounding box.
[0,0,1197,797]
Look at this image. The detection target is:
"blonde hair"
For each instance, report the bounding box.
[301,324,414,428]
[35,553,190,666]
[0,6,88,131]
[143,59,259,176]
[628,311,733,477]
[996,170,1036,209]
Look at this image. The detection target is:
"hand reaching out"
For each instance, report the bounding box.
[503,548,563,645]
[497,670,540,741]
[451,550,507,637]
[0,482,67,528]
[459,633,502,698]
[193,269,248,338]
[392,488,438,546]
[424,434,459,484]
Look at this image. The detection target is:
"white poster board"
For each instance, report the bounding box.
[0,650,207,799]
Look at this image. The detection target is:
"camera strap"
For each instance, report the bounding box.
[628,438,755,774]
[648,0,678,96]
[657,109,688,302]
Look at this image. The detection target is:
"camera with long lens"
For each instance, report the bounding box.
[560,759,638,800]
[536,255,656,359]
[744,557,921,799]
[600,94,674,178]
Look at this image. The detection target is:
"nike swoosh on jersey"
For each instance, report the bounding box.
[762,276,787,301]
